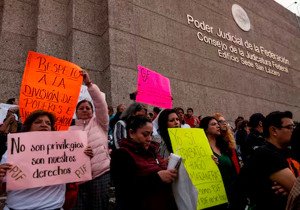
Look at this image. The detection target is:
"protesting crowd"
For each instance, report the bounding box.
[0,64,299,210]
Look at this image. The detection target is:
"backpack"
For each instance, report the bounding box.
[287,157,300,177]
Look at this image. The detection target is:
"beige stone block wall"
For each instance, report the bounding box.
[0,0,111,104]
[107,0,300,121]
[0,0,299,122]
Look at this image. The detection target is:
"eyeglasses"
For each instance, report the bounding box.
[218,120,227,124]
[209,122,219,126]
[279,124,296,130]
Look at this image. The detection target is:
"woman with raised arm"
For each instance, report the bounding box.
[70,70,111,210]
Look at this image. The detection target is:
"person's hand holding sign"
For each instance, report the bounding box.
[0,163,12,181]
[158,169,178,183]
[80,70,92,88]
[84,146,93,158]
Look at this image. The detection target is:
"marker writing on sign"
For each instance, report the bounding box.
[8,165,26,181]
[10,137,26,155]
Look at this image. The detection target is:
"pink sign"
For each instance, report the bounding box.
[6,130,92,191]
[136,65,172,109]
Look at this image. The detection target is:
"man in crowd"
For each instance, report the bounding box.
[108,106,115,120]
[152,107,161,121]
[242,113,265,162]
[234,116,244,132]
[109,104,126,128]
[184,108,199,128]
[109,104,126,137]
[240,111,297,210]
[174,107,190,128]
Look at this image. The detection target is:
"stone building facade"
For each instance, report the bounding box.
[0,0,299,121]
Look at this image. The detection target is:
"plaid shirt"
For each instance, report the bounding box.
[286,176,300,210]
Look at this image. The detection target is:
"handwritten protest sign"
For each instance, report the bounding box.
[19,51,83,130]
[6,130,91,191]
[136,65,172,109]
[168,128,228,209]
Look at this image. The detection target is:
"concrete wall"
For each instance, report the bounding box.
[0,0,110,102]
[0,0,299,122]
[108,0,300,121]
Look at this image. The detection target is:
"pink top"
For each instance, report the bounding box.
[70,84,110,178]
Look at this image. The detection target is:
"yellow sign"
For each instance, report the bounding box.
[168,128,228,209]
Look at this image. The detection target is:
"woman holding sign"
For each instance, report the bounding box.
[156,109,198,210]
[70,70,111,210]
[0,110,65,210]
[200,116,238,210]
[110,116,178,210]
[156,109,181,158]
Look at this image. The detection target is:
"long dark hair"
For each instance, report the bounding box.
[158,109,177,153]
[199,116,231,155]
[22,110,56,132]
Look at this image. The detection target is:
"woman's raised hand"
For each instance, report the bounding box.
[80,70,92,87]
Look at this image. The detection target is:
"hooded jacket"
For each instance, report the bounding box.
[70,84,110,178]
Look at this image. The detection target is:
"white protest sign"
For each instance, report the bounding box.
[73,85,95,119]
[0,104,18,124]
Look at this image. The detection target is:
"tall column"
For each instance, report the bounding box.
[0,0,38,100]
[36,0,69,60]
[68,0,111,104]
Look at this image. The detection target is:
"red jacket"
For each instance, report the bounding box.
[184,116,200,128]
[110,139,177,210]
